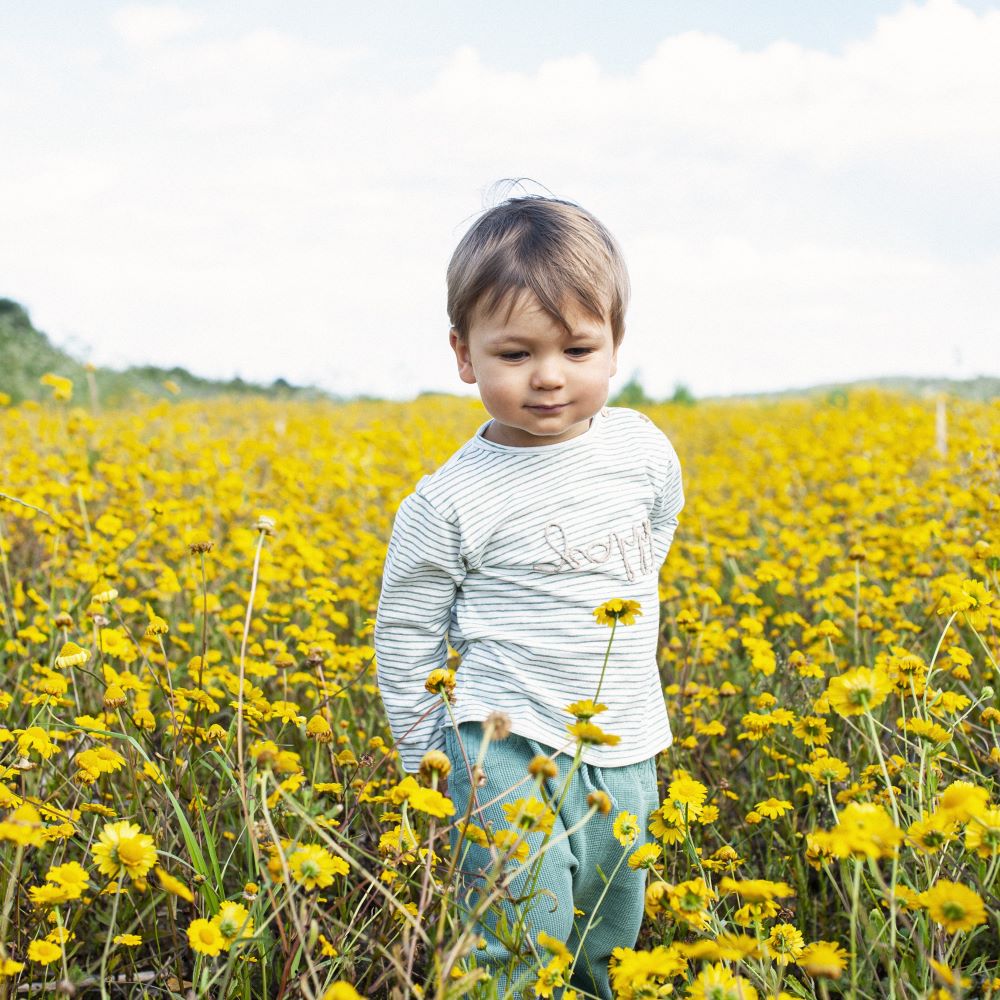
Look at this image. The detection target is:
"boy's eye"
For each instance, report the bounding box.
[497,347,595,360]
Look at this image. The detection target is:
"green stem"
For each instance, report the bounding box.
[592,620,617,704]
[567,840,631,977]
[849,860,861,996]
[99,883,122,1000]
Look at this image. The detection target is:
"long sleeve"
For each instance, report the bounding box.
[650,438,684,561]
[375,492,466,774]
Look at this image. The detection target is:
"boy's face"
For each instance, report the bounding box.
[449,290,618,448]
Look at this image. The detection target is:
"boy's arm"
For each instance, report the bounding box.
[650,437,685,555]
[375,491,466,775]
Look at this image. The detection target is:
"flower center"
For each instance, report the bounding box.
[117,840,146,866]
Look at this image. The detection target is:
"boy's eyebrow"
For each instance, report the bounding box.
[487,328,602,344]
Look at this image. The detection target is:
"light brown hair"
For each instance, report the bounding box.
[447,195,630,346]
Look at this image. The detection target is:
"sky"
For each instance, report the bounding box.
[2,0,999,399]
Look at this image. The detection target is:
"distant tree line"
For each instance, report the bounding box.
[0,298,330,406]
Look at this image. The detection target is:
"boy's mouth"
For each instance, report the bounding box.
[526,403,567,413]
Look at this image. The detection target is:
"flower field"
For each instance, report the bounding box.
[0,387,997,999]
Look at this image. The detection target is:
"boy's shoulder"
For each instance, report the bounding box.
[603,406,679,454]
[406,427,496,520]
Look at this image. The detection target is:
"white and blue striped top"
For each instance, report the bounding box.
[374,406,685,774]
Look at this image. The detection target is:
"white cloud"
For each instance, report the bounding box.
[110,4,204,46]
[3,0,999,399]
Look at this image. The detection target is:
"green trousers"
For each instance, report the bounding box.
[443,722,660,999]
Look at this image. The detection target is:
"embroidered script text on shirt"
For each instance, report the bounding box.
[533,518,654,581]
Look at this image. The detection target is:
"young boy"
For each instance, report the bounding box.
[374,195,684,997]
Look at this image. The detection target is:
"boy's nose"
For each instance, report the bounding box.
[531,360,565,390]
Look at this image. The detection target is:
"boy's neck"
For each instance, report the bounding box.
[481,415,595,448]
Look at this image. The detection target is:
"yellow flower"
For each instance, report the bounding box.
[492,828,530,863]
[567,721,620,746]
[593,598,642,627]
[812,802,903,860]
[288,844,347,890]
[113,934,142,946]
[936,780,990,822]
[188,917,225,956]
[55,641,90,669]
[305,714,333,742]
[755,798,793,819]
[215,901,254,944]
[418,750,451,782]
[686,961,758,999]
[928,958,973,989]
[668,878,716,930]
[424,668,456,696]
[609,945,686,995]
[644,880,670,920]
[796,940,849,979]
[801,756,850,783]
[628,842,663,871]
[45,861,89,899]
[27,939,62,965]
[322,985,363,1000]
[502,797,555,835]
[142,607,169,642]
[29,883,72,906]
[766,923,806,964]
[667,774,708,814]
[0,803,46,847]
[406,785,455,819]
[718,878,795,902]
[921,880,987,933]
[964,806,1000,858]
[537,930,572,962]
[613,811,639,847]
[389,775,455,818]
[40,372,73,400]
[533,956,569,997]
[92,820,157,880]
[156,866,195,903]
[0,957,25,976]
[17,726,59,760]
[682,933,759,962]
[906,813,959,854]
[103,684,127,710]
[825,666,893,717]
[74,746,127,784]
[565,699,608,720]
[792,715,833,745]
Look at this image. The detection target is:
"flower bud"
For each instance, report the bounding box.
[528,755,558,780]
[103,684,127,711]
[305,714,333,743]
[587,790,612,814]
[419,750,451,784]
[484,711,512,741]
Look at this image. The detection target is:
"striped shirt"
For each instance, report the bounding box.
[374,405,685,774]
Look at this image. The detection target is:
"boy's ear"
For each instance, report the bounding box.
[610,341,619,379]
[449,328,478,385]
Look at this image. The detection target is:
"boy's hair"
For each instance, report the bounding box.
[447,195,630,347]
